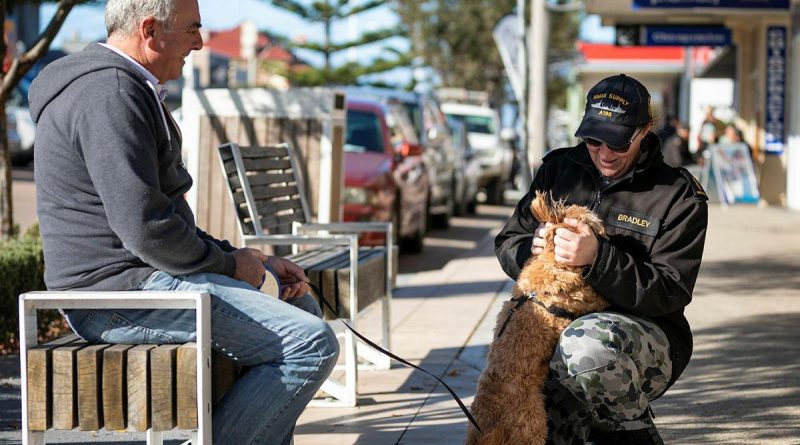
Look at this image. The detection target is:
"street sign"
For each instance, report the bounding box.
[633,0,788,9]
[765,26,786,154]
[493,14,524,103]
[616,25,731,46]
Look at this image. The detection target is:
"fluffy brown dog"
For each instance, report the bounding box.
[465,192,609,445]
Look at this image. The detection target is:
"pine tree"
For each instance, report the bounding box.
[264,0,411,86]
[394,0,580,107]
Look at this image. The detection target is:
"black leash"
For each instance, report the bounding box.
[307,282,483,433]
[496,291,577,339]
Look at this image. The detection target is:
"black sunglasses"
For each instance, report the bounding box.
[582,127,643,153]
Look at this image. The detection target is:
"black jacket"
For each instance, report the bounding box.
[495,133,708,387]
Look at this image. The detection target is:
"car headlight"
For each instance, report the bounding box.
[344,187,370,205]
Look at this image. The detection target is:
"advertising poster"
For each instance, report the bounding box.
[709,142,760,205]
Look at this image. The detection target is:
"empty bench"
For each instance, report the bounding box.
[218,142,395,406]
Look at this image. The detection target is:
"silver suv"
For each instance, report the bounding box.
[440,100,512,204]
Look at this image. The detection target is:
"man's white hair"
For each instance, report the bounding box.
[105,0,178,37]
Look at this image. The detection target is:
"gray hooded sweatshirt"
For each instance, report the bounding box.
[29,43,236,291]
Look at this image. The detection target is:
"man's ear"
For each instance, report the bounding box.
[139,16,158,42]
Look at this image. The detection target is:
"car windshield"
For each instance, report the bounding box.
[446,113,496,135]
[345,110,385,154]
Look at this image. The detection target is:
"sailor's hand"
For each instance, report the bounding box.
[553,219,598,267]
[531,222,551,257]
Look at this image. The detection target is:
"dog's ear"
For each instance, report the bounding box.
[582,212,606,238]
[564,205,607,238]
[530,191,563,224]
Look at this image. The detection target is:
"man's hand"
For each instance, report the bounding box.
[553,218,599,267]
[531,222,551,257]
[265,256,310,300]
[232,248,268,289]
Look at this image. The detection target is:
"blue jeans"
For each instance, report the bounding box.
[64,271,339,445]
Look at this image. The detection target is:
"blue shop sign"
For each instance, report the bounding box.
[633,0,788,9]
[646,26,730,46]
[765,26,786,154]
[616,25,731,46]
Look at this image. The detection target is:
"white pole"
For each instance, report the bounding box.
[527,0,549,173]
[787,3,800,210]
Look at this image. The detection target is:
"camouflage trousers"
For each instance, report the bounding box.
[544,312,672,445]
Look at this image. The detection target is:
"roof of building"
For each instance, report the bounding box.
[204,25,294,63]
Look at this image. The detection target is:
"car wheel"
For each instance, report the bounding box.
[431,180,454,229]
[391,198,401,247]
[466,196,478,214]
[453,179,467,217]
[485,177,505,205]
[400,200,426,254]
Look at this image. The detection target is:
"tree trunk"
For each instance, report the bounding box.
[0,2,12,238]
[0,108,11,238]
[0,0,81,239]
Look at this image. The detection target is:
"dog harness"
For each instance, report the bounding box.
[496,291,578,338]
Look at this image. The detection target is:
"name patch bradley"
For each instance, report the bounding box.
[606,207,660,237]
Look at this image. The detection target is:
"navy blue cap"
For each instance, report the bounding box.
[574,74,651,148]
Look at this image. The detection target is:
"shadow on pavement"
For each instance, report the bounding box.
[297,345,485,443]
[393,280,507,299]
[695,254,800,296]
[398,205,512,274]
[657,312,800,442]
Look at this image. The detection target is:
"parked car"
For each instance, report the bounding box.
[440,101,513,204]
[344,98,430,253]
[344,86,458,228]
[446,117,481,215]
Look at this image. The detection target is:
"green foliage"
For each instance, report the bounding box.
[0,224,65,355]
[264,0,410,85]
[394,0,515,106]
[394,0,580,108]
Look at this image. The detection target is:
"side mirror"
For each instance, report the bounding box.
[500,128,516,142]
[400,142,424,157]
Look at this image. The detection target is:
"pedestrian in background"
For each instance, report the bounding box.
[662,122,693,167]
[28,0,338,443]
[495,74,708,445]
[695,106,721,163]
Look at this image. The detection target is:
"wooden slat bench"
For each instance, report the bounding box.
[218,142,395,407]
[25,337,236,432]
[20,292,218,445]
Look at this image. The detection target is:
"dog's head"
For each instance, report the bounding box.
[530,191,605,259]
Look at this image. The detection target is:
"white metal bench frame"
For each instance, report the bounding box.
[19,291,212,445]
[220,142,393,407]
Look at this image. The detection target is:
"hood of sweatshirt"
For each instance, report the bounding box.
[29,44,150,124]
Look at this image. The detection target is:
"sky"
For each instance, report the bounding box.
[39,1,614,84]
[41,1,614,52]
[41,0,407,65]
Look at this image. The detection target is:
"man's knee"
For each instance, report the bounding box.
[305,317,339,372]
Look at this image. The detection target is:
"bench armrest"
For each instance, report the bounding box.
[19,291,209,311]
[295,222,392,235]
[242,233,358,248]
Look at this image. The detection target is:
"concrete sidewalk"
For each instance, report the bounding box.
[296,203,800,445]
[3,203,800,444]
